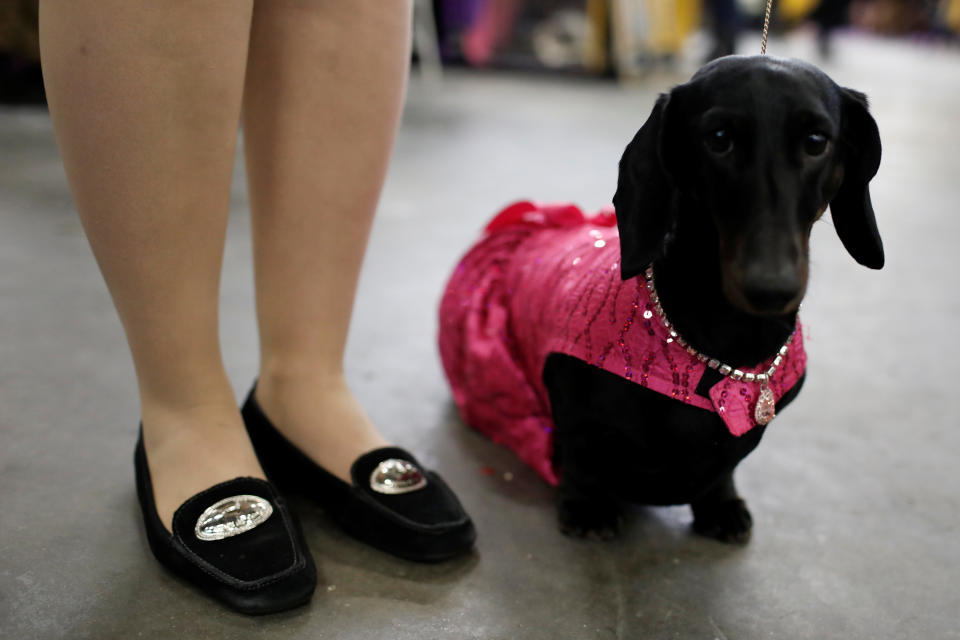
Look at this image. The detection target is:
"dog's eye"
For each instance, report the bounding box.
[703,129,733,155]
[803,133,829,156]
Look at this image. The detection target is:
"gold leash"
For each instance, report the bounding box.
[761,0,774,54]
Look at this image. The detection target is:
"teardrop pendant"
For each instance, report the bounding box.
[754,384,776,425]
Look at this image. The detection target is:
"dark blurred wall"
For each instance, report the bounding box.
[0,0,44,105]
[0,0,39,60]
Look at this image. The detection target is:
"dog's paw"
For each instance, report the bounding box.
[691,498,753,544]
[557,497,622,540]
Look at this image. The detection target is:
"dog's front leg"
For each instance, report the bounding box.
[543,354,632,540]
[553,423,624,540]
[545,354,625,540]
[690,471,753,544]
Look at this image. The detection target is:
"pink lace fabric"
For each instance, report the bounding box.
[438,201,806,485]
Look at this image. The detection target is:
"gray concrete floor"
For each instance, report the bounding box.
[2,33,959,639]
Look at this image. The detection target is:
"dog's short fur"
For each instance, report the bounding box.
[544,55,883,542]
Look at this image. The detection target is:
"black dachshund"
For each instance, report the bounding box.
[440,55,882,543]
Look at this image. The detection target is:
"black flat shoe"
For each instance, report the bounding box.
[134,430,317,614]
[241,385,476,562]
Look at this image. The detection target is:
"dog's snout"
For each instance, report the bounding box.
[740,269,802,314]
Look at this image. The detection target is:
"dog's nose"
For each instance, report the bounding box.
[741,270,801,314]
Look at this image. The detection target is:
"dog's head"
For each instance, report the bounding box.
[613,55,883,315]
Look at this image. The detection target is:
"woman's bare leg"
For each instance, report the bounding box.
[40,0,261,529]
[243,0,412,481]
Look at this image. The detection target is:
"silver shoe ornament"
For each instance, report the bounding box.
[194,494,274,541]
[369,458,428,495]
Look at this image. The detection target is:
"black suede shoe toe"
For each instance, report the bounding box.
[241,386,476,562]
[134,432,317,614]
[339,446,477,561]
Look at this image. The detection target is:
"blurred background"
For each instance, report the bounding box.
[2,0,960,103]
[2,1,960,639]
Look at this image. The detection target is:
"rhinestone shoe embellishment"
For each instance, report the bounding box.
[195,494,274,541]
[370,459,428,495]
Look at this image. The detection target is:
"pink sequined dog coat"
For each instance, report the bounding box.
[438,201,807,485]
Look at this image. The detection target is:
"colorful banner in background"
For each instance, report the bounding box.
[435,0,960,78]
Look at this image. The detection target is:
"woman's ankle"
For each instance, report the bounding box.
[137,371,238,420]
[252,367,389,481]
[255,366,349,416]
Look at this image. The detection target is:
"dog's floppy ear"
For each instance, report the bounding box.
[830,88,884,269]
[614,93,676,280]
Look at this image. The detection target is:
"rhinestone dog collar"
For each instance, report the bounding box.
[644,266,795,425]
